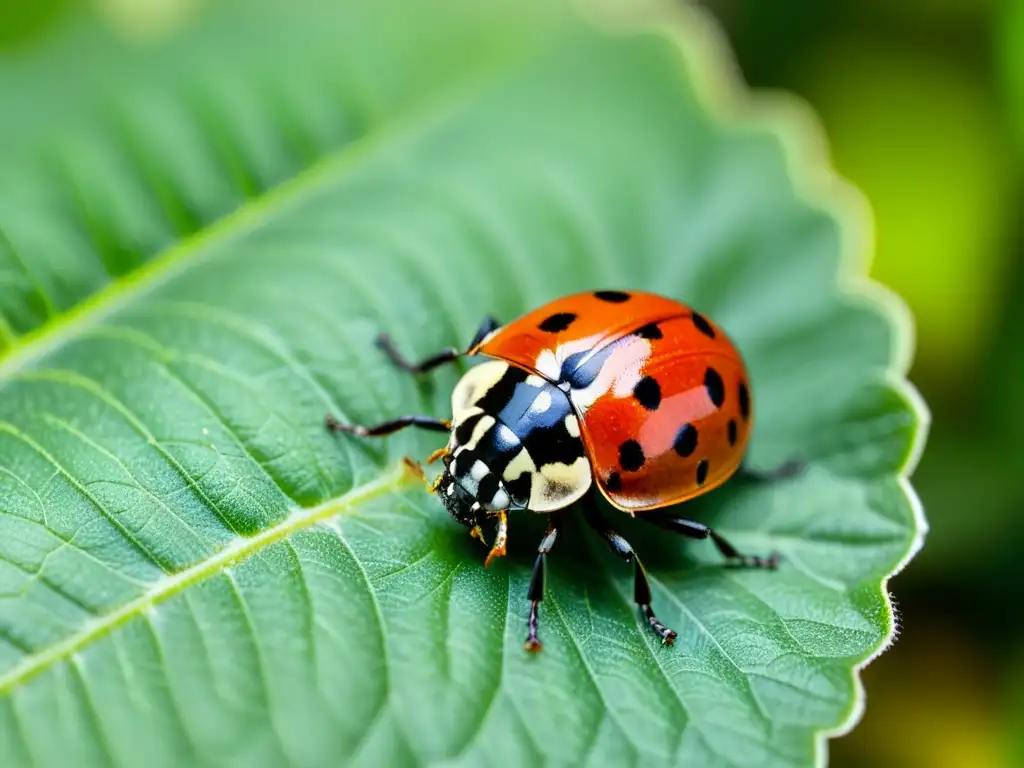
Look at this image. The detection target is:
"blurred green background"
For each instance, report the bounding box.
[705,1,1024,766]
[2,0,1021,765]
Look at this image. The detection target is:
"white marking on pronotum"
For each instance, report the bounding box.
[534,352,560,381]
[529,390,553,414]
[503,449,536,483]
[564,415,580,438]
[496,424,518,448]
[467,416,493,450]
[531,457,592,511]
[450,361,509,420]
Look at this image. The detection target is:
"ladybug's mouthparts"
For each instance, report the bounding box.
[437,469,482,529]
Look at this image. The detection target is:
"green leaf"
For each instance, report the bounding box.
[0,1,927,766]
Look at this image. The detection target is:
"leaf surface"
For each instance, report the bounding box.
[0,2,926,766]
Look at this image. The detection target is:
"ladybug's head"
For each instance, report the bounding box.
[437,467,481,528]
[434,450,513,529]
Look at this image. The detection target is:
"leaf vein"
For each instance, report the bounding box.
[40,411,215,551]
[324,520,396,760]
[0,421,170,573]
[14,368,254,538]
[0,69,507,381]
[650,574,773,725]
[222,569,292,765]
[68,655,122,768]
[0,463,411,693]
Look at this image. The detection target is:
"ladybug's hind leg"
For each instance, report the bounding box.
[581,495,677,647]
[640,513,778,569]
[376,315,501,375]
[524,517,561,652]
[738,459,803,483]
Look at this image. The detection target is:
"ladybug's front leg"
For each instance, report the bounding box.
[376,315,501,375]
[325,414,451,436]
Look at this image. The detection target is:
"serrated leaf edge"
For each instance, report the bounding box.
[579,1,930,762]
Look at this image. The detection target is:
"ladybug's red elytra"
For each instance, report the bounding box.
[326,290,799,651]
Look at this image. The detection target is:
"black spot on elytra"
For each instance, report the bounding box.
[705,367,725,408]
[606,471,622,492]
[619,440,645,472]
[504,471,533,505]
[478,473,499,503]
[634,322,662,340]
[739,381,750,421]
[539,312,577,333]
[691,311,715,339]
[594,290,632,303]
[696,459,709,486]
[673,424,697,457]
[633,376,661,411]
[728,419,738,447]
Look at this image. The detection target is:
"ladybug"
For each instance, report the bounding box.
[326,290,796,651]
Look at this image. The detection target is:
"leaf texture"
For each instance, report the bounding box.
[0,1,927,766]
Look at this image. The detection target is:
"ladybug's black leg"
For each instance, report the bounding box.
[376,336,460,375]
[640,513,778,569]
[325,414,451,437]
[738,459,803,483]
[524,517,560,652]
[580,497,677,646]
[466,315,501,350]
[376,315,501,375]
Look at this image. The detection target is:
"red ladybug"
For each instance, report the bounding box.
[327,290,796,651]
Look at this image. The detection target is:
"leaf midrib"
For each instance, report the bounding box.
[0,48,529,380]
[0,40,545,692]
[0,461,413,693]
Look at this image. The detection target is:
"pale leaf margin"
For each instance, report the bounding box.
[581,0,930,762]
